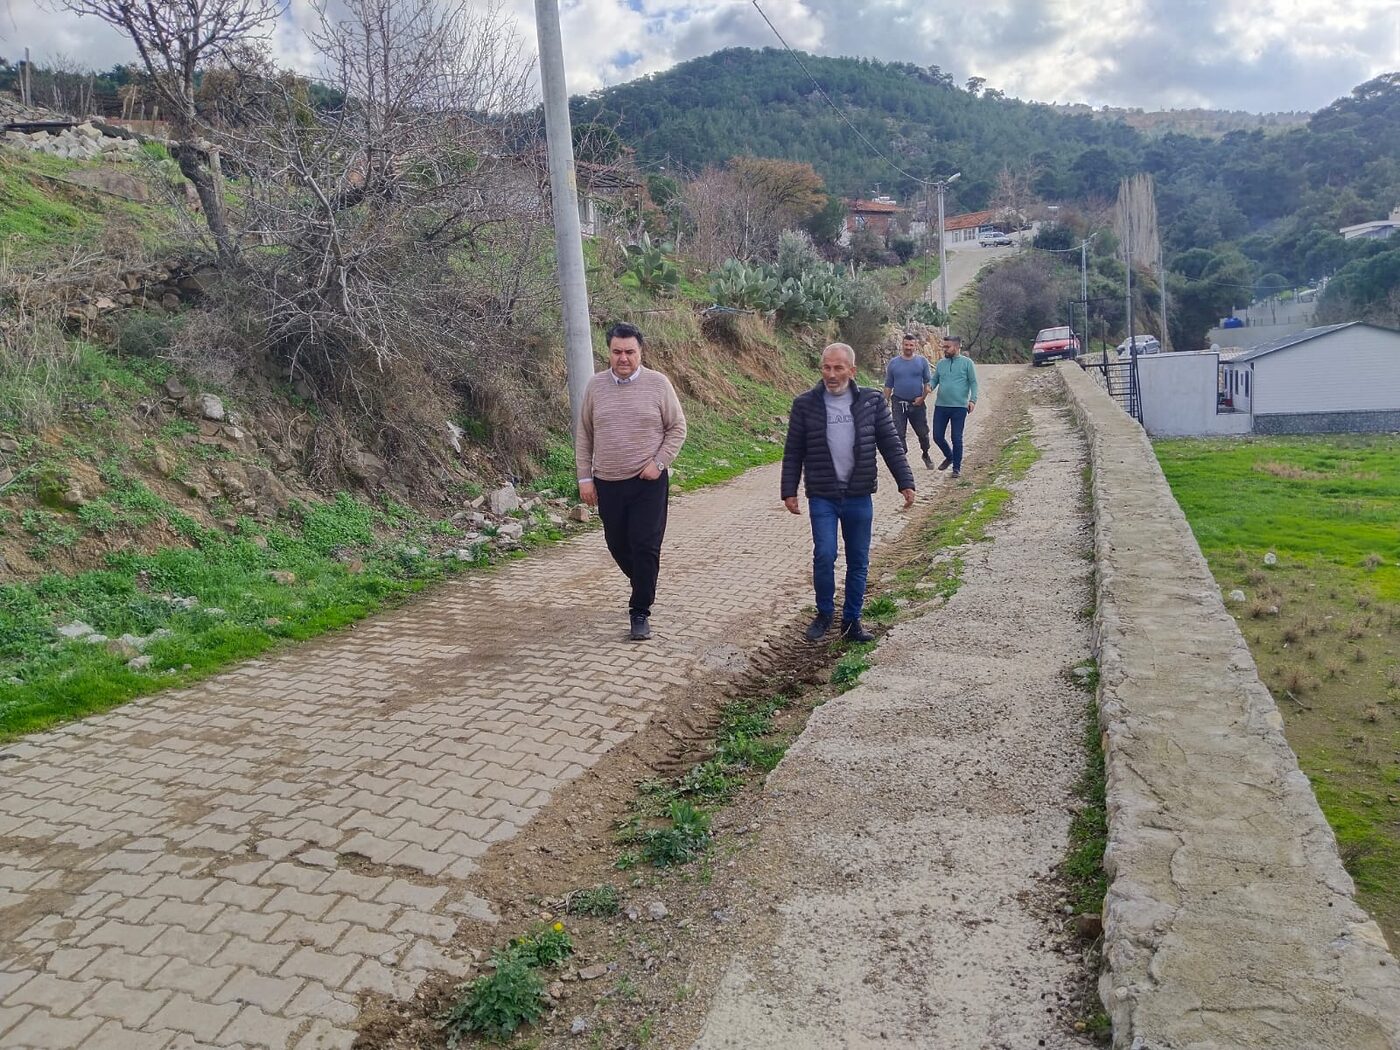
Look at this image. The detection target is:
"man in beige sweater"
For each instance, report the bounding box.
[576,322,688,641]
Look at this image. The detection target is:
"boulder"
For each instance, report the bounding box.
[198,393,225,421]
[57,620,97,640]
[497,521,525,542]
[568,504,591,523]
[487,484,519,516]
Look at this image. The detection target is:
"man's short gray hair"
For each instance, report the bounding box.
[822,342,857,365]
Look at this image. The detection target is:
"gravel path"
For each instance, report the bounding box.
[693,371,1096,1049]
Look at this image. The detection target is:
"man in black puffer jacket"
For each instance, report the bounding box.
[782,342,916,643]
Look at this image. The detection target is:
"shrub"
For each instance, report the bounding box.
[709,259,780,312]
[439,951,545,1046]
[113,311,180,359]
[639,800,711,866]
[890,234,917,263]
[621,232,681,293]
[566,885,621,918]
[903,300,947,328]
[510,923,573,968]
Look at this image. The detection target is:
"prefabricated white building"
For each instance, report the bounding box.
[1220,322,1400,434]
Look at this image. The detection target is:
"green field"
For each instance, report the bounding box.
[1156,435,1400,950]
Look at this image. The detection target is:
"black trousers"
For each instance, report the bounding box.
[891,398,931,454]
[595,472,669,617]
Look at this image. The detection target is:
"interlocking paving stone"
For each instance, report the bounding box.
[0,445,956,1048]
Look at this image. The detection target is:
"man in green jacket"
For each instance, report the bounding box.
[930,335,978,478]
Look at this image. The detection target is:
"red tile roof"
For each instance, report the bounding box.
[848,199,901,214]
[943,208,998,231]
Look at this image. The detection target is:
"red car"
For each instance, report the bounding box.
[1031,326,1080,366]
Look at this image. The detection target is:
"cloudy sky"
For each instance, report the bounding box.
[3,0,1397,112]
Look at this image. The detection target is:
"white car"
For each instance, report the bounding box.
[1116,335,1161,358]
[978,231,1014,247]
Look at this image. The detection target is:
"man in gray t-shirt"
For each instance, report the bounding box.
[824,389,855,484]
[882,333,934,467]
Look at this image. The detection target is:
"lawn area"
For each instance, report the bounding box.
[1156,435,1400,950]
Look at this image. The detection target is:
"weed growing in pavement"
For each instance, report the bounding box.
[677,759,740,802]
[511,923,575,968]
[439,922,573,1045]
[638,801,712,867]
[1061,677,1108,918]
[566,884,622,918]
[863,594,898,622]
[831,642,874,690]
[440,949,546,1045]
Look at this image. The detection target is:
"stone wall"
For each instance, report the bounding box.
[1,120,143,162]
[1055,361,1400,1050]
[1253,409,1400,435]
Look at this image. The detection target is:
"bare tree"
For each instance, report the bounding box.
[176,0,559,479]
[58,0,283,265]
[989,165,1041,236]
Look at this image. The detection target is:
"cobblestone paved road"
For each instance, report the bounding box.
[0,369,1011,1050]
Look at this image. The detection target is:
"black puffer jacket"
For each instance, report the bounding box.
[781,382,915,500]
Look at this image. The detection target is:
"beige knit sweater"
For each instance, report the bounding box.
[575,368,688,482]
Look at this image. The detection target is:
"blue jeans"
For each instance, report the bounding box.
[809,494,874,623]
[932,405,969,471]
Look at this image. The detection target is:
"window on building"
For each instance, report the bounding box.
[1244,372,1250,397]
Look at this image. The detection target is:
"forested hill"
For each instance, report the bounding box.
[577,50,1400,316]
[570,47,1145,207]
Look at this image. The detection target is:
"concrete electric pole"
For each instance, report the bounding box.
[534,0,595,437]
[936,172,960,332]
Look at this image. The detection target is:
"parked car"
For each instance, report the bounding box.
[1116,335,1161,358]
[978,230,1014,247]
[1031,326,1080,366]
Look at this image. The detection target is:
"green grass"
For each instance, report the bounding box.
[0,490,570,740]
[1062,685,1108,916]
[892,424,1040,604]
[669,371,794,490]
[1156,434,1400,949]
[0,151,170,259]
[1155,436,1400,597]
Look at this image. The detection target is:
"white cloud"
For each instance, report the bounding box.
[1,0,1395,111]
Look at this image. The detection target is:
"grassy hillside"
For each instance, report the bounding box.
[0,143,831,741]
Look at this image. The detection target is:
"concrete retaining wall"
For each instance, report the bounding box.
[1056,361,1400,1050]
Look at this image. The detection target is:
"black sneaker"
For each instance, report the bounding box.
[629,615,651,641]
[804,613,832,642]
[841,620,874,643]
[922,451,934,468]
[951,468,961,479]
[937,457,952,471]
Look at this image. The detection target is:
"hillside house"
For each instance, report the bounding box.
[842,197,902,243]
[1340,205,1400,241]
[942,208,999,245]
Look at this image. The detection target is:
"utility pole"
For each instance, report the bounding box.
[1158,239,1169,350]
[936,172,960,331]
[1080,239,1089,351]
[535,0,595,438]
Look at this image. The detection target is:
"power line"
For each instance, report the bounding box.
[749,0,936,189]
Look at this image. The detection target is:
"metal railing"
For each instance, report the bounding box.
[1082,353,1142,423]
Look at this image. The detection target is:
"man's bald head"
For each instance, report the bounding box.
[820,343,857,393]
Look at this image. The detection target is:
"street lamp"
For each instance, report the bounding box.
[936,172,961,333]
